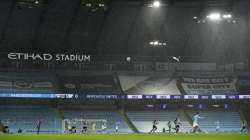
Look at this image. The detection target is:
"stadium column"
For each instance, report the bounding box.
[117,109,139,133]
[239,110,250,130]
[181,109,193,127]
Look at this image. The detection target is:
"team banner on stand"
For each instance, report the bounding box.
[180,77,238,95]
[58,75,121,94]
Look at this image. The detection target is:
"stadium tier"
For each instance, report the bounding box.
[1,72,250,97]
[127,111,191,133]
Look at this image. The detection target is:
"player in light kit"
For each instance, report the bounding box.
[92,122,96,133]
[192,112,204,133]
[150,120,159,133]
[101,121,107,134]
[115,122,120,133]
[214,121,220,132]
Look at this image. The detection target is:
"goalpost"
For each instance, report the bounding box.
[62,119,107,134]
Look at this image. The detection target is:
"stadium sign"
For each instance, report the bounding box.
[7,53,91,62]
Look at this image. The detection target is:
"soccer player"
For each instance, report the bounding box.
[150,120,158,133]
[241,121,248,133]
[92,122,96,133]
[82,120,88,134]
[115,122,120,133]
[214,121,220,132]
[36,119,42,134]
[101,121,107,134]
[167,121,172,133]
[173,115,181,133]
[18,128,22,134]
[192,112,203,133]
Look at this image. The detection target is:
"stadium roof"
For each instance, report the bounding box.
[0,0,248,64]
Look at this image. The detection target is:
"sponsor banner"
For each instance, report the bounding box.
[127,95,143,99]
[143,95,156,99]
[0,93,55,98]
[184,95,199,99]
[86,95,119,99]
[228,95,238,99]
[0,89,54,94]
[0,93,74,99]
[171,95,182,99]
[200,95,210,100]
[156,95,171,99]
[239,95,250,99]
[211,95,227,99]
[0,80,54,90]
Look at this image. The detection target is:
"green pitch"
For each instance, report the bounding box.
[0,134,250,140]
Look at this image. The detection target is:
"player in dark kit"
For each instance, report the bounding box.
[36,119,42,134]
[241,121,248,133]
[150,120,159,133]
[82,120,88,134]
[167,121,172,133]
[173,115,181,133]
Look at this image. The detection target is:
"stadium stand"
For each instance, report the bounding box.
[0,105,61,134]
[63,110,132,133]
[127,111,191,133]
[188,111,242,132]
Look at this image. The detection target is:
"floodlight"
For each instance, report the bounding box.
[153,1,160,8]
[153,41,159,45]
[223,14,232,19]
[207,13,221,21]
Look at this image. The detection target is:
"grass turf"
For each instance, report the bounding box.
[0,134,250,140]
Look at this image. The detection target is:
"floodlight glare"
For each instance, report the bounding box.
[153,1,160,7]
[223,14,232,19]
[207,13,221,21]
[153,41,159,45]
